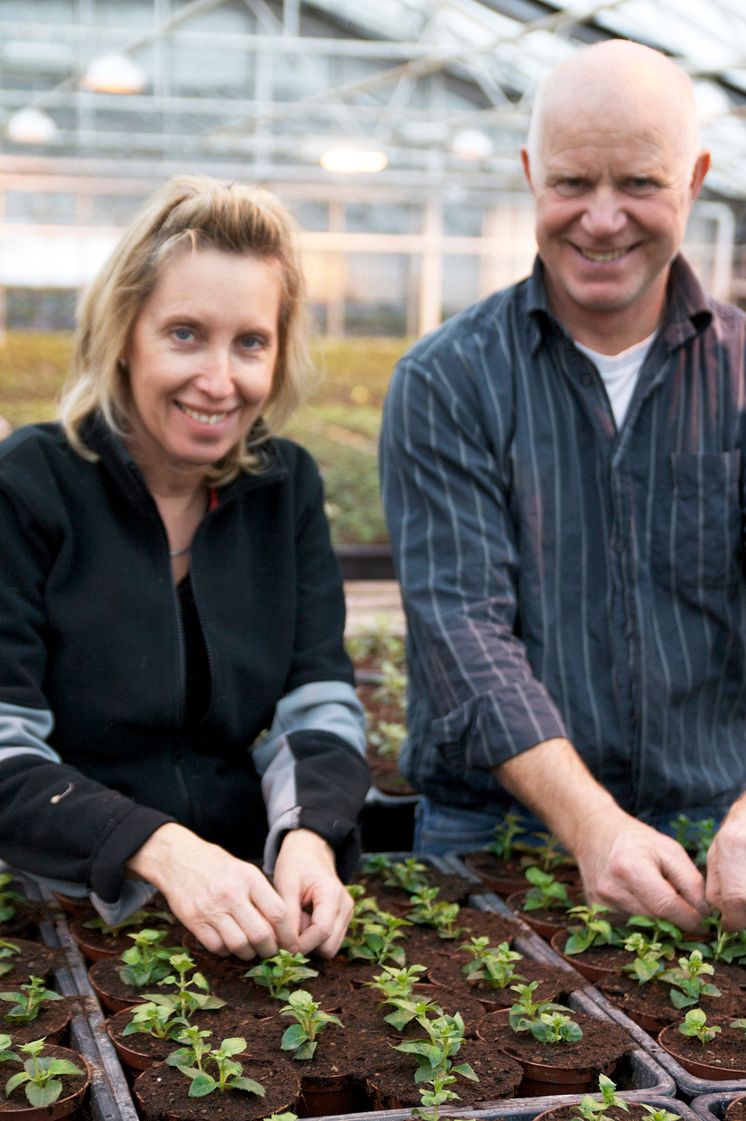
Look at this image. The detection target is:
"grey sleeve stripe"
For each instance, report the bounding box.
[258,734,300,874]
[0,702,59,762]
[252,680,365,776]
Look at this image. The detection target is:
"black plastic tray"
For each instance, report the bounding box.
[690,1092,745,1121]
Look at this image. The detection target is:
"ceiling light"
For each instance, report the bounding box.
[81,52,146,94]
[320,147,388,173]
[450,128,493,162]
[5,107,57,144]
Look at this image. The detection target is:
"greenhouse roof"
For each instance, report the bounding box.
[0,0,744,198]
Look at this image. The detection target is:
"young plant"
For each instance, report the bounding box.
[279,990,343,1060]
[341,907,410,967]
[368,963,427,1000]
[383,858,431,895]
[730,1017,746,1037]
[621,932,670,985]
[508,981,583,1043]
[394,1011,478,1085]
[572,1073,629,1121]
[522,832,569,873]
[700,913,746,964]
[368,720,407,761]
[143,952,225,1018]
[484,814,528,861]
[459,938,525,990]
[0,975,64,1025]
[624,915,683,953]
[407,889,463,940]
[0,942,20,980]
[82,907,174,936]
[263,1114,298,1121]
[119,928,184,988]
[0,876,24,925]
[563,903,621,955]
[244,950,318,1001]
[2,1036,84,1107]
[671,814,715,868]
[382,994,444,1032]
[521,866,572,912]
[638,1108,681,1121]
[121,1000,190,1042]
[166,1033,265,1098]
[660,950,721,1009]
[413,1068,461,1121]
[677,1007,721,1045]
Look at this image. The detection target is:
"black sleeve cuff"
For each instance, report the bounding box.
[88,805,175,903]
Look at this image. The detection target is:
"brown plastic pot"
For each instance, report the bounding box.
[0,1045,91,1121]
[657,1022,746,1080]
[549,930,623,982]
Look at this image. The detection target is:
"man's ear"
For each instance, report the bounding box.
[690,150,710,198]
[521,146,533,190]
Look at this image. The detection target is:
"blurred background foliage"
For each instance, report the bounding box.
[0,333,406,544]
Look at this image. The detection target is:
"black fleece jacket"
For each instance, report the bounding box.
[0,416,369,900]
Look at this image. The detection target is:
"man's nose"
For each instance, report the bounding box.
[580,187,626,238]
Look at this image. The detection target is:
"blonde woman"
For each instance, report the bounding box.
[0,176,368,960]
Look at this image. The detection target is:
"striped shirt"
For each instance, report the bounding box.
[380,255,746,821]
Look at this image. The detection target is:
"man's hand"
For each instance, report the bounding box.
[126,823,296,960]
[495,737,708,931]
[706,795,746,930]
[571,806,708,931]
[272,829,353,958]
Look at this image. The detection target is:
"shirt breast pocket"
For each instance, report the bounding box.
[654,450,742,591]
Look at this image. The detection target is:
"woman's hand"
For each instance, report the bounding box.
[126,822,296,959]
[272,829,354,958]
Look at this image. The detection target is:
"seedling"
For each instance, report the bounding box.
[367,963,427,1000]
[279,989,343,1060]
[264,1114,298,1121]
[677,1008,721,1045]
[383,858,431,895]
[0,876,24,925]
[0,942,20,980]
[563,903,621,955]
[119,928,185,988]
[2,1036,84,1107]
[382,994,445,1032]
[407,889,464,940]
[508,981,583,1043]
[341,907,410,966]
[245,950,318,1001]
[660,951,721,1009]
[621,932,670,985]
[730,1017,746,1037]
[395,1011,478,1085]
[521,867,572,912]
[700,913,746,964]
[346,626,405,672]
[167,1033,265,1098]
[459,938,525,990]
[572,1073,629,1121]
[0,975,64,1025]
[143,952,225,1018]
[522,832,570,874]
[624,915,683,953]
[484,814,528,861]
[638,1108,681,1121]
[368,720,407,761]
[121,1000,190,1041]
[413,1068,462,1121]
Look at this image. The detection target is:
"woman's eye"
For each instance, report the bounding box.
[240,335,263,351]
[172,326,194,342]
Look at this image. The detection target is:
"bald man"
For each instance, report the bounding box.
[381,40,746,931]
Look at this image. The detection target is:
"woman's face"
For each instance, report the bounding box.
[124,246,282,489]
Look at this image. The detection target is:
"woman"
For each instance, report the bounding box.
[0,176,369,960]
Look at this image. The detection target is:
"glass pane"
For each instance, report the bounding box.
[345,252,410,336]
[5,192,77,225]
[442,254,481,321]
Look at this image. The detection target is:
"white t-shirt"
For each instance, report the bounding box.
[575,331,657,428]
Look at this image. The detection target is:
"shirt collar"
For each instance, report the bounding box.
[525,253,713,357]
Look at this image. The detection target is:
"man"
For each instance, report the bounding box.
[380,39,746,932]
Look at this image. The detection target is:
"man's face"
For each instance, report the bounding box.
[523,102,708,342]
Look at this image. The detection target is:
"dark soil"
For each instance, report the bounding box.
[0,992,77,1045]
[0,1043,90,1114]
[725,1096,746,1121]
[477,1008,635,1074]
[0,937,57,984]
[599,969,744,1033]
[658,1019,746,1077]
[133,1057,298,1121]
[107,1005,265,1070]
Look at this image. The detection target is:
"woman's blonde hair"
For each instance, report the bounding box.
[59,175,313,483]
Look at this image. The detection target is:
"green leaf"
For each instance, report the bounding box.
[188,1072,217,1097]
[26,1079,63,1108]
[230,1077,265,1096]
[5,1071,30,1096]
[280,1024,305,1050]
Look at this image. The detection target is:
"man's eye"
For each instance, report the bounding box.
[627,177,656,192]
[554,178,585,195]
